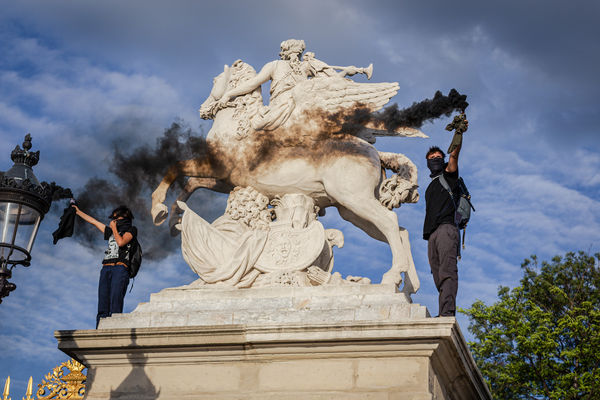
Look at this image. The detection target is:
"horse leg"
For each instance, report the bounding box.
[167,179,198,236]
[151,158,217,225]
[390,227,419,294]
[168,178,234,236]
[327,183,420,293]
[337,205,387,243]
[151,165,177,225]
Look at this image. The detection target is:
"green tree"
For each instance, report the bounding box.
[460,252,600,399]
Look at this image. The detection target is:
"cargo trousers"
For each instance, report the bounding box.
[427,223,460,317]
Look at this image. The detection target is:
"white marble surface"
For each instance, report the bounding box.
[99,283,429,329]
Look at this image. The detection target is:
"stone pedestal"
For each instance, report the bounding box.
[56,284,491,399]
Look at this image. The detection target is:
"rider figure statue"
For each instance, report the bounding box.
[220,39,308,131]
[218,39,372,132]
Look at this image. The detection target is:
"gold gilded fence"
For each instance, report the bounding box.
[2,359,85,400]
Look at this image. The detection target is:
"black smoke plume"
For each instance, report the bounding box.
[44,182,73,201]
[376,88,468,131]
[338,89,468,135]
[68,123,224,261]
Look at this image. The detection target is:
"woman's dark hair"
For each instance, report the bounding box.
[109,205,134,220]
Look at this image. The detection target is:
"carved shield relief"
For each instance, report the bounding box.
[254,220,326,273]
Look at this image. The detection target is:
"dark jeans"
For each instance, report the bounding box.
[97,264,130,328]
[428,224,459,317]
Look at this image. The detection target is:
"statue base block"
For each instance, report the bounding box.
[56,285,491,399]
[98,283,426,328]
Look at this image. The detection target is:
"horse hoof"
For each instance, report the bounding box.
[381,269,402,287]
[151,203,168,226]
[169,217,182,237]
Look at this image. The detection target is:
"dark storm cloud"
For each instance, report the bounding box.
[365,0,600,145]
[5,0,598,87]
[1,1,297,97]
[369,1,600,81]
[2,0,597,159]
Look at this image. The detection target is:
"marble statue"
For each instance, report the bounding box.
[151,39,425,293]
[178,187,348,288]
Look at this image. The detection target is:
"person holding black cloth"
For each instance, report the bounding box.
[74,205,137,328]
[423,115,467,317]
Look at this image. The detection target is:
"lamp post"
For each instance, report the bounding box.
[0,134,52,303]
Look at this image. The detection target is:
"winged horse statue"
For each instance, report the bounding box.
[151,39,426,293]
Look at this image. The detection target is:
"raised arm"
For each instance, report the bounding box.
[445,142,461,173]
[73,206,106,233]
[445,115,468,173]
[222,61,277,100]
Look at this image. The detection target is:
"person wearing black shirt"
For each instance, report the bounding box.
[74,205,137,328]
[423,141,462,317]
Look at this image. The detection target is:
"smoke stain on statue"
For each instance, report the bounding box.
[240,114,370,173]
[237,90,468,172]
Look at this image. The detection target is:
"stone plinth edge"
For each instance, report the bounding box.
[57,318,491,399]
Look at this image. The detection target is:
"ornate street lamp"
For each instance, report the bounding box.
[0,134,52,303]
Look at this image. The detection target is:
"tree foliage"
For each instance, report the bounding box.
[460,251,600,399]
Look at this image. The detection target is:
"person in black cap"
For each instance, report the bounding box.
[73,205,137,328]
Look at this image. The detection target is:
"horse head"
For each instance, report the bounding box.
[199,60,261,121]
[199,64,231,120]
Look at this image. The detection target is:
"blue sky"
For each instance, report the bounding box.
[1,0,599,393]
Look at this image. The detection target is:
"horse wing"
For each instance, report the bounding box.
[296,77,400,113]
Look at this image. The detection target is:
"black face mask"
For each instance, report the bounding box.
[427,158,445,177]
[115,218,132,232]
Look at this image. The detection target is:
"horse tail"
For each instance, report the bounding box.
[378,151,419,210]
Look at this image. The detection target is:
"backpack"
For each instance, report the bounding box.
[438,175,475,248]
[126,237,143,278]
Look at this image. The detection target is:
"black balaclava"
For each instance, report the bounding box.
[427,157,445,177]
